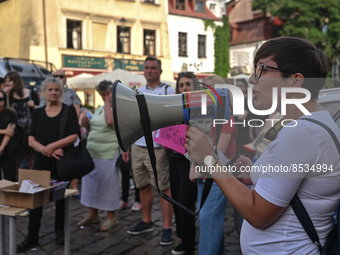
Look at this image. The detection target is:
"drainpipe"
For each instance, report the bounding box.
[42,0,48,68]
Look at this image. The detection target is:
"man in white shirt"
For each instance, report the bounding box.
[124,56,175,246]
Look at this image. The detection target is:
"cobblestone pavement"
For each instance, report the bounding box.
[8,185,242,255]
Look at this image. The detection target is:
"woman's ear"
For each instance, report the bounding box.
[291,73,304,88]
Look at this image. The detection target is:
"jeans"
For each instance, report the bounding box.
[197,179,227,255]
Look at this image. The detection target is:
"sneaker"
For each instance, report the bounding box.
[172,243,185,255]
[129,178,135,189]
[160,228,173,245]
[131,202,142,212]
[119,200,128,210]
[17,237,39,253]
[127,221,154,235]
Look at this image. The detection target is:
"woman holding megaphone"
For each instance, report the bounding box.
[184,37,340,254]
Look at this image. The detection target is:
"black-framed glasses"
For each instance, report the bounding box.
[253,64,293,80]
[53,75,65,79]
[0,98,4,101]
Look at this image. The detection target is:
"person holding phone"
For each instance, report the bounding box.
[0,89,17,181]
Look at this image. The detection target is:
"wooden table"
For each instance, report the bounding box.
[0,189,78,255]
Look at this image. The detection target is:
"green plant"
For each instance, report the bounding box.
[204,17,230,77]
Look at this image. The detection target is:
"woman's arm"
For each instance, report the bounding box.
[185,126,285,229]
[0,135,12,155]
[213,170,285,229]
[24,88,39,109]
[43,134,78,156]
[104,92,113,127]
[0,124,15,136]
[29,134,78,157]
[28,135,47,155]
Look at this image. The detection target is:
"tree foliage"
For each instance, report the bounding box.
[252,0,340,60]
[204,17,230,77]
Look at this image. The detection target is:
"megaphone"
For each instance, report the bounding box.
[112,80,231,152]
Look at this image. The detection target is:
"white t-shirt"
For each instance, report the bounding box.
[241,111,340,255]
[134,83,175,148]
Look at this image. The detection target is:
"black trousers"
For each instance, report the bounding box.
[28,198,65,240]
[0,148,17,182]
[169,155,197,253]
[120,165,140,203]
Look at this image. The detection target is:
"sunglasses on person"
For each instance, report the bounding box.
[0,98,4,102]
[53,75,65,79]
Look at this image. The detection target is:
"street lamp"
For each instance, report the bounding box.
[120,17,127,70]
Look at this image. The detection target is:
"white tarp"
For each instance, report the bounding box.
[67,73,94,87]
[67,69,146,89]
[67,69,175,89]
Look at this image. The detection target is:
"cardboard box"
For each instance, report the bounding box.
[0,169,53,209]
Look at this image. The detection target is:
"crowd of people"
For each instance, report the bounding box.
[0,36,338,255]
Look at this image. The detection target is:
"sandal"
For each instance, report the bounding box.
[100,219,119,231]
[77,216,100,226]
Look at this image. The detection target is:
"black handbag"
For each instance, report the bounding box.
[56,106,95,181]
[116,154,131,169]
[291,118,340,255]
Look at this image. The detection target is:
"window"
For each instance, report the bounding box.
[117,26,131,54]
[176,0,185,10]
[144,30,155,56]
[67,20,82,49]
[92,22,107,50]
[178,32,187,57]
[209,3,215,10]
[195,0,205,13]
[198,35,206,58]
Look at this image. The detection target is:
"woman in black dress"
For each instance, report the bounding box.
[17,77,79,253]
[0,89,17,181]
[3,71,39,170]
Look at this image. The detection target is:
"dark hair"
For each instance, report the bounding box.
[254,36,329,99]
[176,72,198,94]
[236,78,248,88]
[0,89,8,109]
[4,71,25,98]
[96,80,114,92]
[145,56,162,70]
[0,77,4,83]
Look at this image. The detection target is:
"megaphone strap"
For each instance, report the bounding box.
[136,93,205,216]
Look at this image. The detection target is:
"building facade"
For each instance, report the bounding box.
[167,0,221,78]
[0,0,173,80]
[227,0,282,76]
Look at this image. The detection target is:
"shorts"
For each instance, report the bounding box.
[131,144,169,191]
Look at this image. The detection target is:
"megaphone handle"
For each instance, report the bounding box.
[135,93,199,216]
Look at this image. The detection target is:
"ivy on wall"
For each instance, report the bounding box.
[204,17,230,77]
